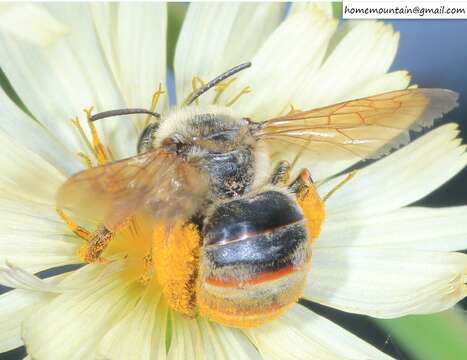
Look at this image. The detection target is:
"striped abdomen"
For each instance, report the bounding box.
[197,190,311,328]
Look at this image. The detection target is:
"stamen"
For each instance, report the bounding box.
[226,86,251,107]
[212,77,237,104]
[77,152,93,169]
[106,146,115,162]
[322,170,357,202]
[287,104,303,115]
[84,107,110,165]
[145,83,165,127]
[70,116,95,156]
[183,76,205,105]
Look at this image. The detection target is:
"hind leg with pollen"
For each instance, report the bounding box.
[57,209,113,264]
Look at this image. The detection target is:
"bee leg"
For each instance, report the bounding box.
[289,170,325,241]
[270,160,291,185]
[84,107,110,165]
[57,209,112,264]
[56,208,92,241]
[79,226,113,264]
[288,169,314,199]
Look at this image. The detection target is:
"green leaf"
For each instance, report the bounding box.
[167,3,187,71]
[332,2,343,18]
[0,67,36,120]
[376,308,467,360]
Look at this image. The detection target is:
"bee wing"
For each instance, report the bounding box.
[257,88,458,161]
[56,149,208,231]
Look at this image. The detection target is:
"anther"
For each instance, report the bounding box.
[226,86,251,107]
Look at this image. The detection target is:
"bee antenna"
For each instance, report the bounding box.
[185,62,252,105]
[90,108,160,122]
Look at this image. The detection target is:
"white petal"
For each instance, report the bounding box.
[0,88,81,175]
[98,285,167,360]
[246,304,393,359]
[0,3,126,160]
[91,3,168,158]
[0,197,80,273]
[306,247,467,318]
[0,262,69,292]
[0,131,66,204]
[291,21,399,110]
[348,70,411,99]
[321,124,467,220]
[174,2,283,104]
[0,289,51,352]
[319,206,467,252]
[289,2,334,17]
[0,3,68,46]
[168,313,260,360]
[225,7,337,119]
[22,269,141,360]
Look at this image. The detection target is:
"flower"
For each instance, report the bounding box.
[0,2,466,359]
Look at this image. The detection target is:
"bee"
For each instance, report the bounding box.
[57,62,458,328]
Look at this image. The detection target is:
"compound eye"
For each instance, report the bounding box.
[137,122,160,154]
[162,134,183,152]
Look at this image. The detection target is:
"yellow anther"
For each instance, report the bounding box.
[226,86,251,107]
[182,76,206,106]
[287,104,303,115]
[84,107,109,165]
[150,83,165,109]
[70,116,94,156]
[322,170,357,203]
[106,146,115,162]
[145,83,165,126]
[77,152,93,169]
[212,77,237,104]
[191,76,205,105]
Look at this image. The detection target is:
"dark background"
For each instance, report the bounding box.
[1,17,467,360]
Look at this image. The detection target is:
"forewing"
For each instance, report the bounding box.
[56,150,208,231]
[257,88,459,161]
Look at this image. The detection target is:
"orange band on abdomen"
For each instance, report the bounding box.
[206,263,297,288]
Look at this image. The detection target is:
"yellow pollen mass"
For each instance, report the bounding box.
[296,184,325,242]
[152,221,201,318]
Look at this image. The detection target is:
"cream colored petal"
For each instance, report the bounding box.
[348,70,411,99]
[0,89,82,175]
[0,131,66,204]
[22,269,142,360]
[98,286,167,360]
[291,21,400,110]
[91,3,168,158]
[289,2,334,17]
[0,289,50,352]
[246,304,393,359]
[0,271,69,353]
[0,3,125,160]
[0,3,68,46]
[319,206,467,252]
[168,312,260,360]
[174,2,283,104]
[306,247,466,318]
[224,7,337,120]
[321,124,467,221]
[0,197,80,274]
[0,262,70,292]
